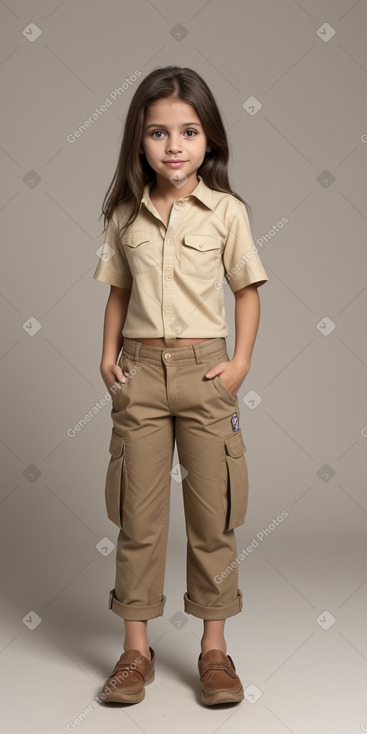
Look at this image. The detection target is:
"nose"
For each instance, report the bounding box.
[166,135,183,153]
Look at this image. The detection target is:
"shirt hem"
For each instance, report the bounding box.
[228,276,269,292]
[93,272,133,289]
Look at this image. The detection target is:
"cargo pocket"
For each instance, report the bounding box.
[224,432,249,531]
[105,429,126,528]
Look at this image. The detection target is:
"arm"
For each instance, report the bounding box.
[233,283,260,370]
[204,284,261,396]
[100,285,131,390]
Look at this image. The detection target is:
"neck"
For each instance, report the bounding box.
[150,173,200,201]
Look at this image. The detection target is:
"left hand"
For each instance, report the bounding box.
[205,359,250,398]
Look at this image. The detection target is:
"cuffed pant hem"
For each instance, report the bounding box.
[183,589,243,619]
[108,588,167,620]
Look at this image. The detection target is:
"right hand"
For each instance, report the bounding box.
[100,360,127,393]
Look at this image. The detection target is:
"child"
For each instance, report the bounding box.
[93,65,268,706]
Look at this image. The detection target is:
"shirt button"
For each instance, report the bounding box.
[165,308,172,316]
[199,243,204,248]
[166,238,173,245]
[164,352,172,360]
[165,274,172,280]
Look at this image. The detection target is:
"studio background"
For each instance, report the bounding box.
[0,1,366,733]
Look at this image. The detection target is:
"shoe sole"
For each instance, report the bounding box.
[201,686,244,705]
[103,669,155,704]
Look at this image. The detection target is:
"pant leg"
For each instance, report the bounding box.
[105,344,175,621]
[174,340,249,620]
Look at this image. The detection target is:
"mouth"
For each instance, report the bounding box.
[164,160,187,167]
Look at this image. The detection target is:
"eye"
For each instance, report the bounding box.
[184,129,197,137]
[151,130,165,138]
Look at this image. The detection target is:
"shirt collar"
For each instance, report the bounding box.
[140,175,214,213]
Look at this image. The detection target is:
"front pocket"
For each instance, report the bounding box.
[104,429,126,528]
[179,234,222,279]
[213,373,238,403]
[109,354,129,406]
[122,230,161,275]
[224,432,249,531]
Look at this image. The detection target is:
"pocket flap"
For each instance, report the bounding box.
[109,430,125,458]
[123,231,152,248]
[225,432,247,458]
[184,234,222,252]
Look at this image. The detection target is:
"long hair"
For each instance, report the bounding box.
[100,65,251,238]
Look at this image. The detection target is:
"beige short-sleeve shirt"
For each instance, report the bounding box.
[93,176,269,342]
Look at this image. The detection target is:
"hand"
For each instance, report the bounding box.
[205,359,250,398]
[100,360,127,392]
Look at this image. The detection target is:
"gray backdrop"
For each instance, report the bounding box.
[1,1,366,733]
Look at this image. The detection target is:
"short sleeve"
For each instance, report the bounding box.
[223,205,269,292]
[93,214,133,289]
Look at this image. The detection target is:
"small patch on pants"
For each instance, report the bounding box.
[231,412,240,431]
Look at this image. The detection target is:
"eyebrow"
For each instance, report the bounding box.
[144,122,201,129]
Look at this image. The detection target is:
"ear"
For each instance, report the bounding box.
[206,144,212,153]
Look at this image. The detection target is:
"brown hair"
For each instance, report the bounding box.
[100,65,251,238]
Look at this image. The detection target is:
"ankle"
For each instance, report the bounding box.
[124,641,151,660]
[201,638,227,656]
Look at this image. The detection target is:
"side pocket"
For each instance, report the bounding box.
[224,432,249,531]
[213,373,238,403]
[105,429,126,528]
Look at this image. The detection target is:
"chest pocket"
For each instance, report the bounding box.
[122,230,161,275]
[179,234,223,280]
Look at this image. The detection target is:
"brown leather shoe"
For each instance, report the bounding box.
[101,647,155,704]
[198,649,244,705]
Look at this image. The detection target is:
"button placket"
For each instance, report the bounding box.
[161,203,184,343]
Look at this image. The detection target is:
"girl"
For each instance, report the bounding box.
[93,65,268,706]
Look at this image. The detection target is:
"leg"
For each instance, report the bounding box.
[174,341,249,620]
[175,402,246,620]
[101,344,175,703]
[106,347,175,621]
[173,340,247,704]
[201,619,226,656]
[124,620,151,660]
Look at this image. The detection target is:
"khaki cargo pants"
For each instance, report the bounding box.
[104,336,249,621]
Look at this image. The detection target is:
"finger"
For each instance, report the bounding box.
[204,363,223,378]
[115,368,127,383]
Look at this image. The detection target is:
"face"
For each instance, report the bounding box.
[140,97,211,191]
